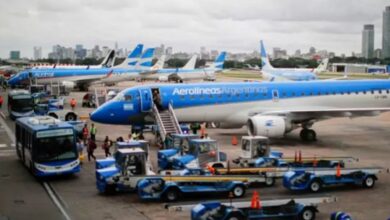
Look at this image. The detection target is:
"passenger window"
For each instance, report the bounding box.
[292,92,296,96]
[363,91,367,94]
[371,90,374,94]
[379,90,382,94]
[301,92,305,96]
[317,92,321,95]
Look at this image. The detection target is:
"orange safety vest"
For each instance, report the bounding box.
[82,127,89,137]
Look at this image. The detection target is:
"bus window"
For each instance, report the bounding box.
[34,129,77,162]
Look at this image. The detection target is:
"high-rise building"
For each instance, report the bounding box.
[383,6,390,58]
[309,47,316,55]
[9,51,20,60]
[362,24,375,59]
[374,48,382,59]
[33,46,42,60]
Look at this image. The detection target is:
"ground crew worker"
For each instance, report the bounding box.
[76,139,85,163]
[190,123,200,134]
[90,123,97,141]
[200,122,207,137]
[82,124,89,145]
[0,95,3,109]
[87,138,97,161]
[70,98,77,110]
[102,136,112,157]
[153,90,163,111]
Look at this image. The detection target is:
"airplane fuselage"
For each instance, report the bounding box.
[90,80,390,127]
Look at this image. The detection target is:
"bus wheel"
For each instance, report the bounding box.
[65,113,77,121]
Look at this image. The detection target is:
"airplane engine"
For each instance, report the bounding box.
[158,76,169,82]
[247,115,292,137]
[61,81,75,89]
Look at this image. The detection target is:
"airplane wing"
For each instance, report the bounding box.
[250,107,390,123]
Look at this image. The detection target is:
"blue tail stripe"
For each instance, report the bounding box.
[129,44,143,58]
[141,48,155,59]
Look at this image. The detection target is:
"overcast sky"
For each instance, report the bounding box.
[0,0,389,58]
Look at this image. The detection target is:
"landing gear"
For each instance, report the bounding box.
[300,129,317,142]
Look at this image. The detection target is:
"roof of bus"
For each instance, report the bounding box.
[16,116,74,131]
[9,89,30,96]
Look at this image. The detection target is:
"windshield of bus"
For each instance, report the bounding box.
[9,95,34,112]
[34,128,77,162]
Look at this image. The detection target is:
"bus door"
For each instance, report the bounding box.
[138,88,153,112]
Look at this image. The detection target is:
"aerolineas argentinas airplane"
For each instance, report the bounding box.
[260,40,328,81]
[7,44,147,90]
[90,80,390,141]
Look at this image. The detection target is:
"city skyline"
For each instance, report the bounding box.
[0,0,389,59]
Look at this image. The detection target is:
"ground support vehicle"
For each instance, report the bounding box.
[165,196,336,220]
[137,176,249,202]
[233,136,283,167]
[171,138,227,170]
[96,148,155,194]
[158,133,199,170]
[95,140,150,169]
[283,167,383,192]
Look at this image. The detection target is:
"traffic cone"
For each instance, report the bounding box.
[251,191,261,209]
[231,136,238,146]
[298,150,302,163]
[313,155,318,167]
[294,150,297,163]
[336,163,341,178]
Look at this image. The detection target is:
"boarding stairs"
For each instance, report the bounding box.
[152,103,182,142]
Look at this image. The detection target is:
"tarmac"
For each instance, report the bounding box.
[0,76,390,219]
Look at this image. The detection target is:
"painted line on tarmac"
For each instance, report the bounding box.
[0,111,6,120]
[0,110,71,220]
[0,144,7,148]
[43,182,72,220]
[0,114,15,144]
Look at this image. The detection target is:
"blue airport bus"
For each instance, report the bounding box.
[8,90,34,120]
[15,116,80,177]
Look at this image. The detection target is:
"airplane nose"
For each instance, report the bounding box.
[90,107,106,123]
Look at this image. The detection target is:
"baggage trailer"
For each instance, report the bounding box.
[283,167,384,192]
[137,176,249,202]
[166,196,336,220]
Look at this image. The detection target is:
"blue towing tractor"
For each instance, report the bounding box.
[96,140,150,169]
[158,133,199,170]
[171,138,227,170]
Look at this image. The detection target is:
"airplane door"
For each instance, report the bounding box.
[139,88,152,112]
[272,90,279,102]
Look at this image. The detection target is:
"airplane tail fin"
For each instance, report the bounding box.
[260,40,274,70]
[182,54,197,70]
[211,52,227,70]
[314,58,329,73]
[115,44,144,68]
[100,50,116,67]
[151,55,166,70]
[135,48,155,70]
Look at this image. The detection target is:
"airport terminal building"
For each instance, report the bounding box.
[331,63,390,74]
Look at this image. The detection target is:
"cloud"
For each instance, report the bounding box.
[0,0,388,58]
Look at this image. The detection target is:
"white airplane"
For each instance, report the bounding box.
[260,41,329,81]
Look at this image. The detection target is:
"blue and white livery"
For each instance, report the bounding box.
[260,41,327,81]
[91,79,390,141]
[140,52,227,82]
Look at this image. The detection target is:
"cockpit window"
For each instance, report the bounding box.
[113,92,125,101]
[124,95,132,101]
